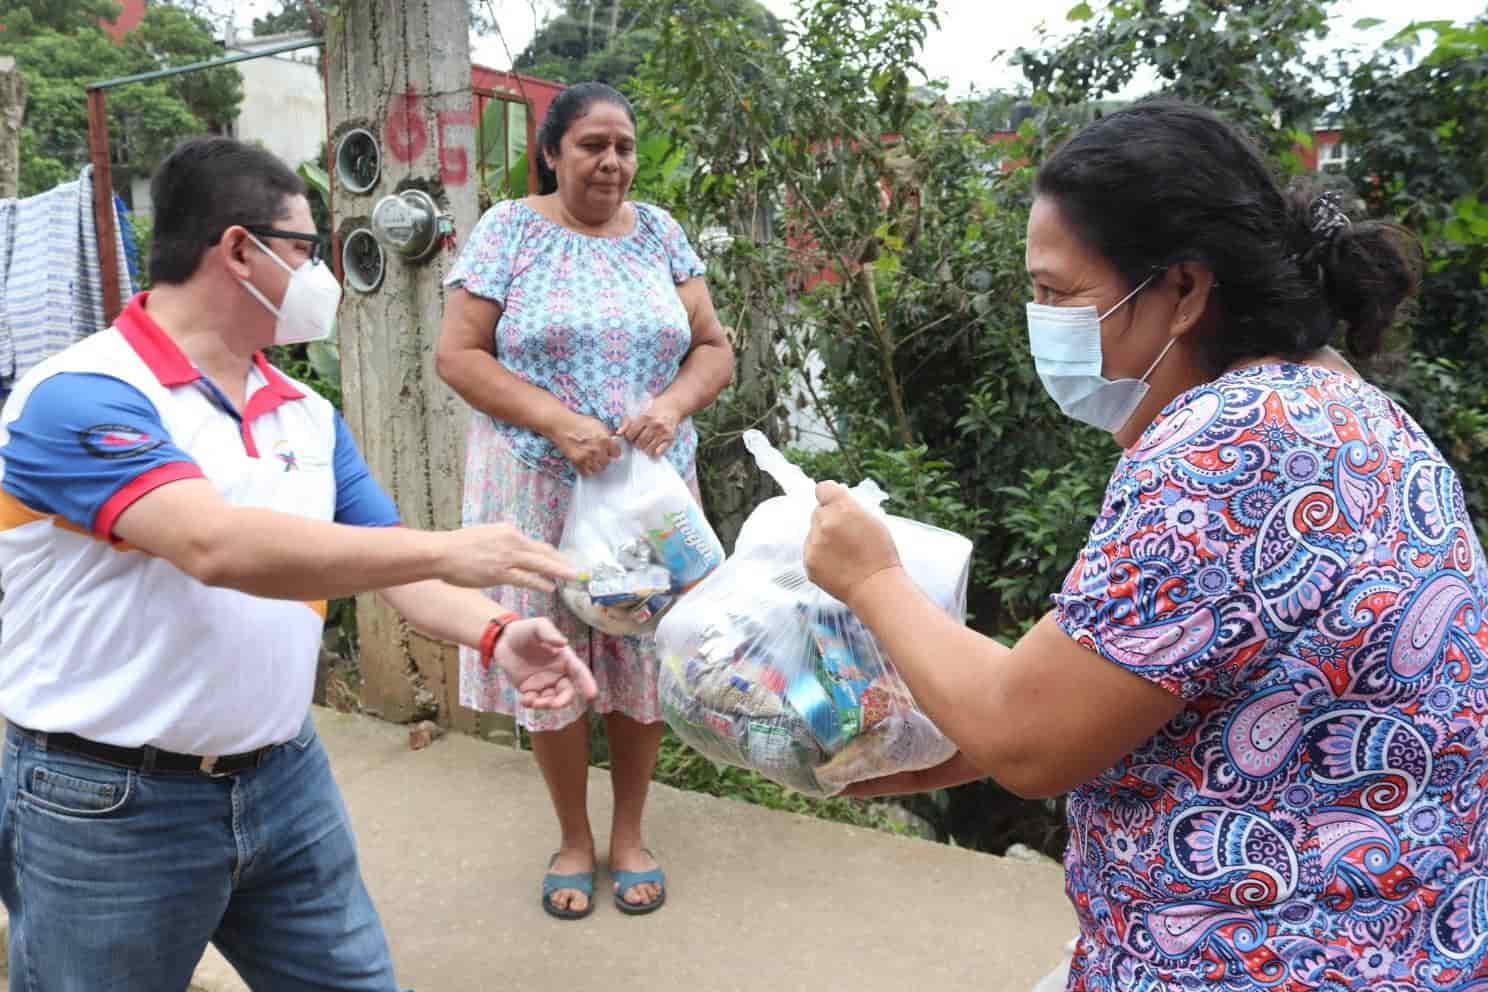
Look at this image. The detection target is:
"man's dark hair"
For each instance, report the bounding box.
[148,137,305,285]
[1035,99,1422,370]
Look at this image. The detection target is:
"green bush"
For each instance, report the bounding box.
[622,0,1488,858]
[649,729,906,833]
[1345,15,1488,542]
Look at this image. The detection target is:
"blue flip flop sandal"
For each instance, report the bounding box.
[542,853,595,921]
[611,850,667,916]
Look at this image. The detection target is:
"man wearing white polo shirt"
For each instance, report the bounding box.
[0,138,593,991]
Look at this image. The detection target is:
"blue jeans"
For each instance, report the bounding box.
[0,717,403,991]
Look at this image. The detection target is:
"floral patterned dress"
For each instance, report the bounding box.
[444,199,706,733]
[1055,364,1488,991]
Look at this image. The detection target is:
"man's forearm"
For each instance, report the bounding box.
[113,477,569,605]
[198,510,449,601]
[927,752,991,790]
[378,580,505,650]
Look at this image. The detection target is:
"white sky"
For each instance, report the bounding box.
[223,0,1484,98]
[464,0,1485,98]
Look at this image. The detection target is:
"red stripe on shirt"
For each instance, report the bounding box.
[93,462,206,540]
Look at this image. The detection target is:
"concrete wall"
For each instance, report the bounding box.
[325,0,484,733]
[129,175,152,216]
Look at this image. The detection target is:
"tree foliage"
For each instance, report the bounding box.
[633,0,1099,637]
[1014,0,1335,165]
[0,0,121,34]
[1344,15,1488,531]
[517,0,783,88]
[0,0,242,197]
[631,0,1102,851]
[629,0,1488,855]
[251,0,319,36]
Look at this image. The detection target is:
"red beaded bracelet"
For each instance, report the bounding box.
[479,611,522,671]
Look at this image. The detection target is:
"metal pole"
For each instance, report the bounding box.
[87,38,322,92]
[87,89,122,327]
[525,104,538,194]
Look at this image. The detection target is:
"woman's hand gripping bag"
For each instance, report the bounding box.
[558,444,725,636]
[655,430,972,797]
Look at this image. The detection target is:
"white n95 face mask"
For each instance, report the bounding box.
[1025,273,1174,434]
[239,233,342,346]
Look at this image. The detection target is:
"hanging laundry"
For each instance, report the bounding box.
[116,192,141,288]
[0,165,133,396]
[0,198,13,401]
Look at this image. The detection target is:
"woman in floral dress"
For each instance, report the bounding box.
[436,82,733,920]
[804,101,1487,991]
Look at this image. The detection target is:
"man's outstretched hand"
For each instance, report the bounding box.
[493,618,597,710]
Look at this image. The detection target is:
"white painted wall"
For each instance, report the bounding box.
[783,345,838,452]
[124,34,325,219]
[129,175,152,216]
[229,33,326,175]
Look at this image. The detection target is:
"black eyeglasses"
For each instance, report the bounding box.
[244,226,326,263]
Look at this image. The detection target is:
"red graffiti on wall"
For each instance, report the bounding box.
[382,88,472,187]
[383,88,428,163]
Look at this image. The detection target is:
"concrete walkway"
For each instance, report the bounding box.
[4,707,1076,991]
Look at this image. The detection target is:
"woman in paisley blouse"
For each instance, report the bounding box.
[804,100,1486,991]
[436,83,733,920]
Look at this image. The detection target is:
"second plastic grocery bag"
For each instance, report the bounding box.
[656,430,971,797]
[559,443,725,636]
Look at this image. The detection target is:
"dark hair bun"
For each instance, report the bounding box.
[1283,182,1423,359]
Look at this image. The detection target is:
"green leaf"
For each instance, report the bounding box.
[1352,17,1385,30]
[297,162,330,198]
[307,340,341,390]
[1067,2,1095,22]
[504,152,530,199]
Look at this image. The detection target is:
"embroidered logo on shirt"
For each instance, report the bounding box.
[80,424,164,459]
[273,439,298,472]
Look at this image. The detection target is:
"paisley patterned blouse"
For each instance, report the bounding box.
[1055,363,1488,991]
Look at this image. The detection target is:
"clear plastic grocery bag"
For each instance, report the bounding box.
[558,442,725,637]
[656,430,971,797]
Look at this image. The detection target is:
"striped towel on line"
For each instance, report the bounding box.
[0,164,134,396]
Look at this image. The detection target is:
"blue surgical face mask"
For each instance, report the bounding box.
[1025,273,1176,435]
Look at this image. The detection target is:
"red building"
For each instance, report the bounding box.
[470,68,565,196]
[1298,129,1350,172]
[101,0,146,41]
